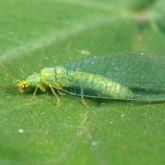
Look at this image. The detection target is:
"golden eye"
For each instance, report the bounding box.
[21,84,28,90]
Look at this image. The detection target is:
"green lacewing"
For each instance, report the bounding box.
[16,52,165,103]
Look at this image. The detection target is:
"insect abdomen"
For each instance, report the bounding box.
[67,70,134,99]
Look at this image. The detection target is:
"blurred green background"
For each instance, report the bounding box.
[0,0,164,165]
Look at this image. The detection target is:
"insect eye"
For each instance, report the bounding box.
[21,84,28,90]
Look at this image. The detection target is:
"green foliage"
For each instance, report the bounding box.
[0,0,164,165]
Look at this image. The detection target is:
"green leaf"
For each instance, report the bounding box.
[0,0,164,165]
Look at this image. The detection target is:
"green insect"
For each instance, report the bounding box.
[16,53,165,104]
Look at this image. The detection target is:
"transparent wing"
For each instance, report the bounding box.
[62,53,165,102]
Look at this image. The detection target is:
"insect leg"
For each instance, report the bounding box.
[30,86,38,100]
[81,88,88,107]
[49,84,60,105]
[31,84,47,100]
[57,90,66,96]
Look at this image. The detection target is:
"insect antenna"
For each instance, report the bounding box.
[0,63,21,95]
[0,63,18,81]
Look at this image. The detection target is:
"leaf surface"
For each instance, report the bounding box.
[0,0,164,165]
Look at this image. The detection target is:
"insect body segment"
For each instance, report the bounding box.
[65,70,134,99]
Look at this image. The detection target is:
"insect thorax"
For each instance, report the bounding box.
[40,66,72,87]
[26,72,41,86]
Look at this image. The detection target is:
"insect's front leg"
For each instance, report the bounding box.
[31,84,47,99]
[32,86,38,98]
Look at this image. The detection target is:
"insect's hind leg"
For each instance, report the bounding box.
[49,84,60,105]
[57,89,66,96]
[81,88,88,107]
